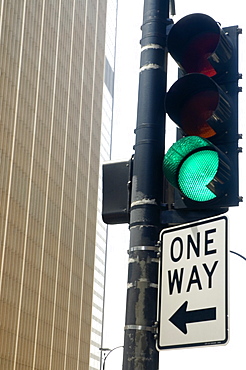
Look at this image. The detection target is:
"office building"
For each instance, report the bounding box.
[0,0,108,368]
[89,0,118,368]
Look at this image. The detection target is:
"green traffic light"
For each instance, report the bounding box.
[178,150,218,201]
[163,136,230,203]
[164,17,240,209]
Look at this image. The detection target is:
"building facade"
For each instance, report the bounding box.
[0,0,107,368]
[89,0,118,368]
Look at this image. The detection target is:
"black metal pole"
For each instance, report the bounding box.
[123,0,170,369]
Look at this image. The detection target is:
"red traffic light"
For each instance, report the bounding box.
[167,13,233,77]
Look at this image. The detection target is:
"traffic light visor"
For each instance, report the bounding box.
[165,74,232,138]
[163,136,231,202]
[167,13,233,77]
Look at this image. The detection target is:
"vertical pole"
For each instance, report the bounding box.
[123,0,170,369]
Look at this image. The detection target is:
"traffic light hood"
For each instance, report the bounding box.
[165,73,232,139]
[163,136,231,203]
[167,13,233,77]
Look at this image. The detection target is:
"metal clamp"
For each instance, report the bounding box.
[128,245,160,253]
[124,325,156,333]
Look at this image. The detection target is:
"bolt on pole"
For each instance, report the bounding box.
[122,0,170,369]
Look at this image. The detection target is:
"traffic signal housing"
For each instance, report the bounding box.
[102,159,132,224]
[163,13,242,211]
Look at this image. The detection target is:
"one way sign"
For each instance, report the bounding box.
[157,216,228,350]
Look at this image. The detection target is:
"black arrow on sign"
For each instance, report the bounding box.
[169,301,216,334]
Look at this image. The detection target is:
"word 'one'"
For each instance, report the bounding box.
[167,228,219,295]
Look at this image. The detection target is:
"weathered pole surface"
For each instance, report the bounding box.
[122,0,170,368]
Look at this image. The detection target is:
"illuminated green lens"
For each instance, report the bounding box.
[178,150,219,201]
[163,136,212,189]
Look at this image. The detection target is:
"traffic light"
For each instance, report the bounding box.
[163,13,242,211]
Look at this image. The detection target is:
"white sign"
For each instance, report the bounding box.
[157,216,228,350]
